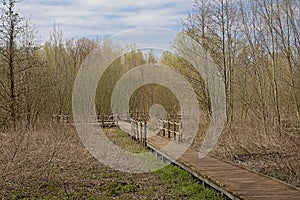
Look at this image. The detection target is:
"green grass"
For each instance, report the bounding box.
[155,165,225,200]
[106,128,148,153]
[104,182,138,197]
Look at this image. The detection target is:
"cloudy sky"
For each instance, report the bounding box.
[17,0,194,43]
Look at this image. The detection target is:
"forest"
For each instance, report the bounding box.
[0,0,300,197]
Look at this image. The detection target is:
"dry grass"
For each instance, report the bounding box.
[0,124,225,199]
[0,124,104,198]
[191,118,300,188]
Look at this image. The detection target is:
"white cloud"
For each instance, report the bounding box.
[16,0,194,42]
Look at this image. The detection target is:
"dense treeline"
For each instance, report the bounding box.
[178,0,300,142]
[1,0,300,138]
[0,0,178,130]
[183,0,300,127]
[0,0,47,130]
[0,0,102,129]
[96,49,180,116]
[1,0,300,136]
[0,0,102,130]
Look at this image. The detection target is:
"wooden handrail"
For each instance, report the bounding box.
[158,119,182,143]
[130,118,147,146]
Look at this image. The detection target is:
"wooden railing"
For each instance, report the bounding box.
[130,112,150,121]
[159,119,183,143]
[52,114,118,127]
[130,118,147,146]
[52,115,71,124]
[52,113,183,144]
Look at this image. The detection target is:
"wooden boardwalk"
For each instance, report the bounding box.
[118,121,300,200]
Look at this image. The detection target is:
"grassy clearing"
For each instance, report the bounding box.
[0,125,225,199]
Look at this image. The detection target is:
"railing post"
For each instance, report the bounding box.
[134,120,136,139]
[167,121,171,138]
[130,118,133,138]
[135,120,138,140]
[179,121,183,143]
[143,120,147,146]
[116,114,119,127]
[133,119,136,140]
[162,120,165,136]
[101,113,105,128]
[139,121,142,143]
[173,121,176,141]
[97,115,100,123]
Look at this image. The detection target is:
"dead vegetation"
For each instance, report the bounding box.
[0,124,224,199]
[190,118,300,188]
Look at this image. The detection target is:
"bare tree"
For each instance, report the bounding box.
[183,0,241,124]
[0,0,41,130]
